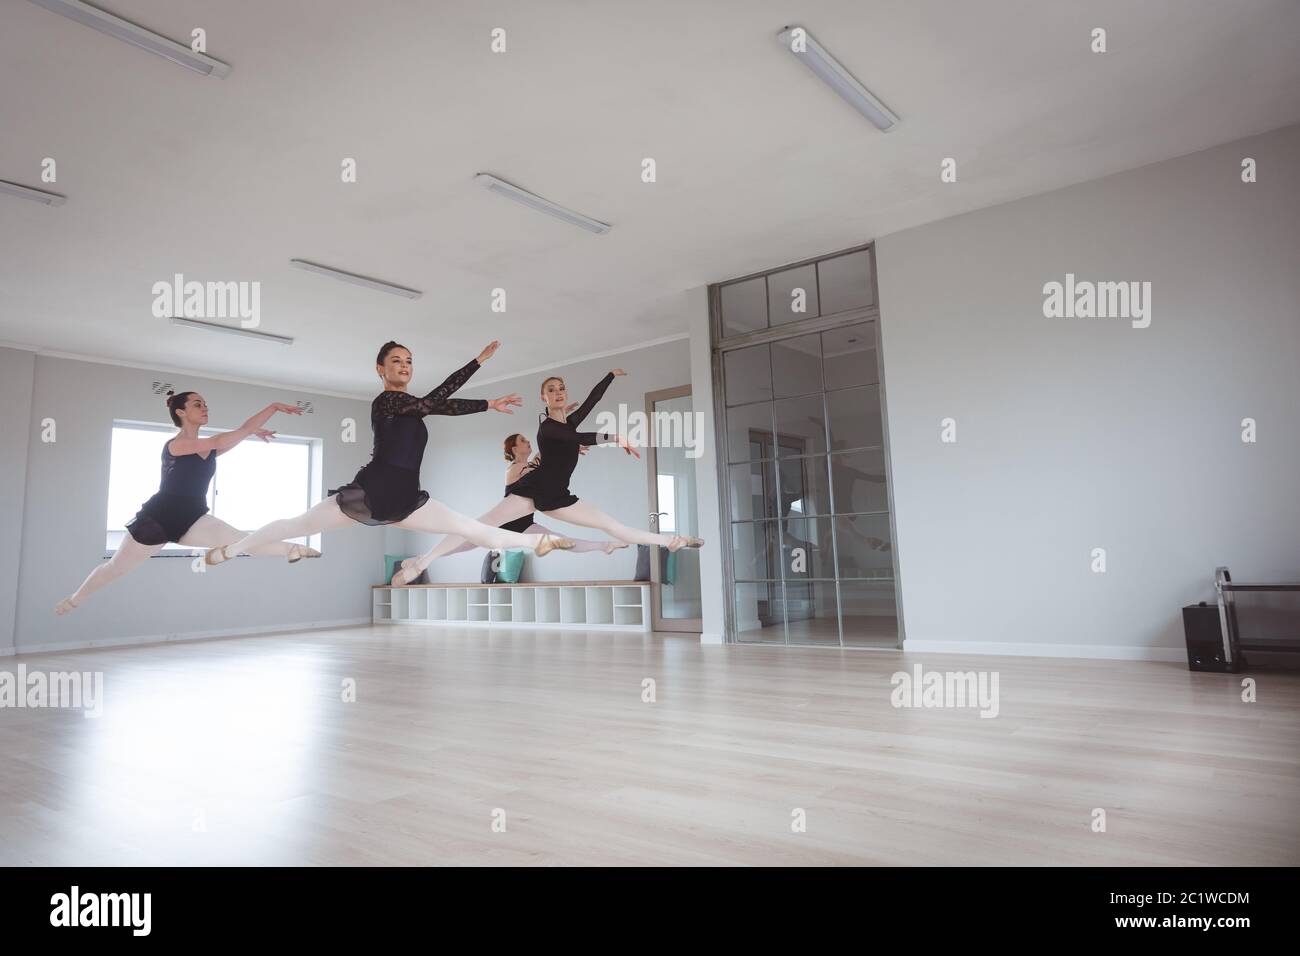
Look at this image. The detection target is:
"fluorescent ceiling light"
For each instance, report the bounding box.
[0,179,67,206]
[169,317,293,345]
[289,259,423,299]
[776,25,898,132]
[474,173,611,235]
[27,0,231,78]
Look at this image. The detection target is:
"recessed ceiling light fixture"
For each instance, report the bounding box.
[776,25,898,132]
[289,259,423,299]
[474,173,611,235]
[169,317,293,345]
[0,179,67,206]
[27,0,231,78]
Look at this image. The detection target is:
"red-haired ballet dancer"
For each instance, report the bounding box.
[391,431,624,584]
[391,368,703,584]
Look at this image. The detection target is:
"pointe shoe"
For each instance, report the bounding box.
[204,544,234,567]
[54,597,79,616]
[288,544,322,563]
[667,535,705,552]
[602,541,629,555]
[535,534,575,557]
[391,558,423,586]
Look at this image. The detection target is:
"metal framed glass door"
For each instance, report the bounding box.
[710,243,902,648]
[646,385,702,632]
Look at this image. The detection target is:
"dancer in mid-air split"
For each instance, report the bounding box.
[55,392,315,615]
[390,431,624,585]
[390,368,704,585]
[205,340,574,567]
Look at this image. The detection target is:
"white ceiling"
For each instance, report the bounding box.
[3,0,1299,397]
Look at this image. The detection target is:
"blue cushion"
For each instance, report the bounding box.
[498,549,525,584]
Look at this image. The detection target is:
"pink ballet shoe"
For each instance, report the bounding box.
[54,597,79,616]
[391,557,424,586]
[667,535,705,552]
[205,545,234,567]
[288,544,321,563]
[535,535,575,557]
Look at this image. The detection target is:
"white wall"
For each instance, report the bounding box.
[10,352,381,652]
[409,337,696,584]
[875,123,1300,659]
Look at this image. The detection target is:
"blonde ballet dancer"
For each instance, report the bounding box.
[392,368,703,583]
[391,431,625,585]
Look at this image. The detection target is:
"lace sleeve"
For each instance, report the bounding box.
[375,359,488,417]
[568,372,616,427]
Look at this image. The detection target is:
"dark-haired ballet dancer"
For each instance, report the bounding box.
[205,341,574,566]
[55,392,316,615]
[397,369,704,576]
[391,431,624,584]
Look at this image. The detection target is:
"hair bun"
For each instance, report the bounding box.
[166,390,175,398]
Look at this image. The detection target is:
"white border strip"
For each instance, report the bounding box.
[902,640,1187,662]
[12,618,371,657]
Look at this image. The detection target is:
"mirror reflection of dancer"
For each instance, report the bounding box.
[205,341,573,567]
[391,432,624,585]
[55,392,314,615]
[396,369,704,579]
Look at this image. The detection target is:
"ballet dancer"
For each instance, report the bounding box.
[390,431,625,585]
[204,340,574,566]
[55,392,316,615]
[396,368,704,574]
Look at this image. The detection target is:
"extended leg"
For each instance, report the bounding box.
[56,536,163,614]
[394,496,535,583]
[543,500,703,550]
[210,497,356,563]
[528,523,625,554]
[179,515,320,561]
[395,497,570,554]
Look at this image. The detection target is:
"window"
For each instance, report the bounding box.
[656,474,677,533]
[106,422,318,553]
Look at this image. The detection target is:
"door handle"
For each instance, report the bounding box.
[649,511,668,528]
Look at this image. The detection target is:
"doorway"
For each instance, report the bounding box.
[645,385,703,633]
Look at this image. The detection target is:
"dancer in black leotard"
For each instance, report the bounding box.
[391,432,623,584]
[406,369,705,568]
[55,391,314,615]
[205,341,573,566]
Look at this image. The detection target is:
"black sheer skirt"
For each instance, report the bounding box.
[504,471,578,513]
[330,462,428,526]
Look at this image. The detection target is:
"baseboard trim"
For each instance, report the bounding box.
[13,619,372,657]
[902,640,1187,662]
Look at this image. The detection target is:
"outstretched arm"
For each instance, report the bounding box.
[567,369,623,427]
[170,403,303,456]
[381,342,516,417]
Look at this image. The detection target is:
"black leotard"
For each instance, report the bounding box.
[499,466,537,533]
[506,372,614,512]
[125,439,217,545]
[332,358,487,525]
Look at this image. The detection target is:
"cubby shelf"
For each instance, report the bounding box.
[371,581,652,632]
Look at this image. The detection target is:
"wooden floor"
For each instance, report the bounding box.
[2,624,1297,866]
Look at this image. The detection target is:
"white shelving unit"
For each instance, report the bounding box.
[371,582,652,632]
